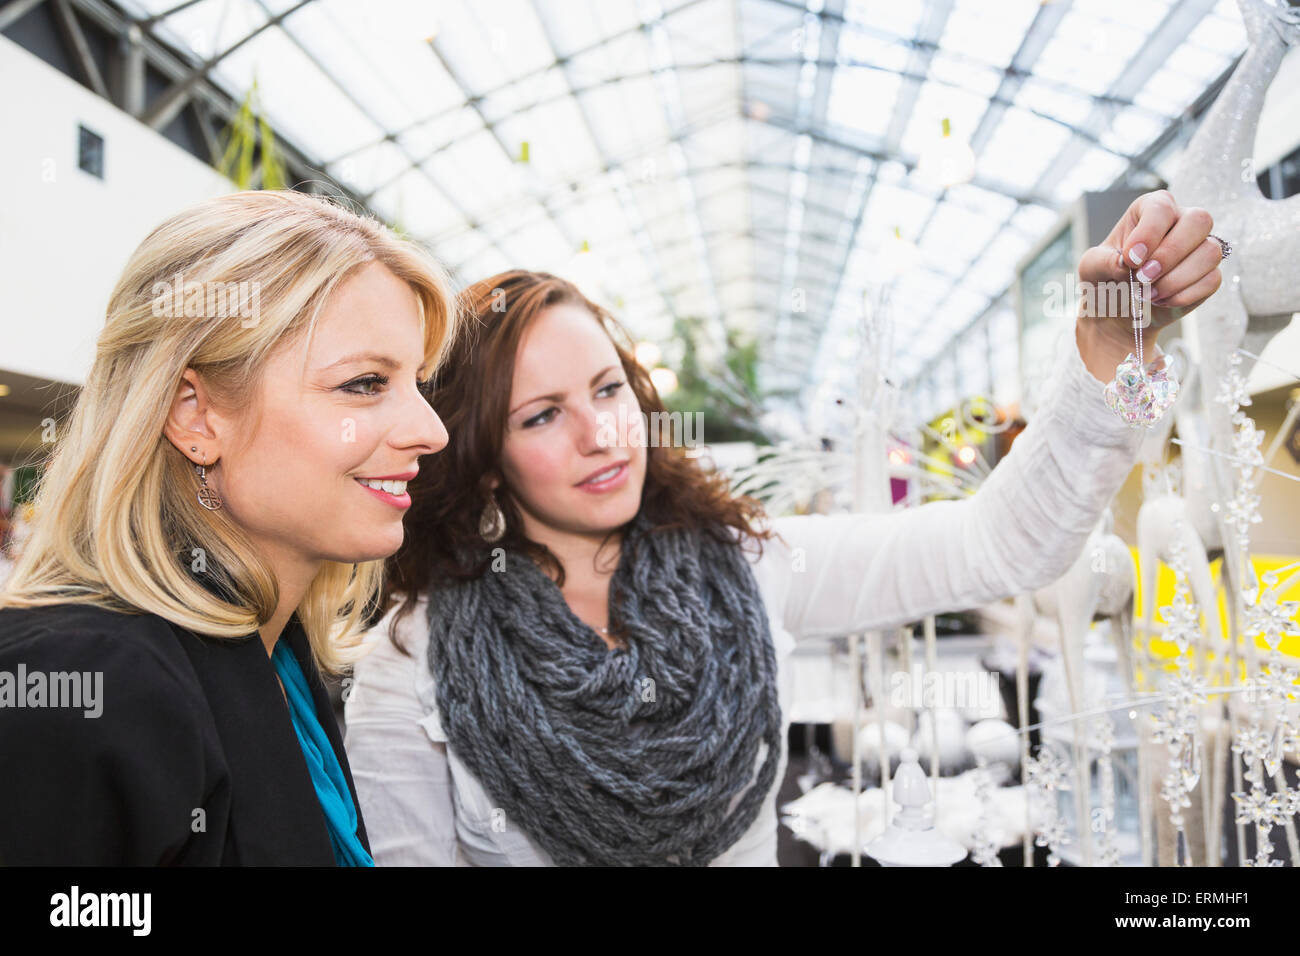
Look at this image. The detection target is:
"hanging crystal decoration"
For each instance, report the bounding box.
[1232,564,1300,866]
[1215,325,1300,867]
[1215,351,1252,412]
[1233,417,1265,474]
[1090,715,1120,867]
[970,756,1004,868]
[1223,480,1264,544]
[1104,353,1180,427]
[1244,575,1300,652]
[1025,743,1072,866]
[1103,269,1179,427]
[1148,520,1209,866]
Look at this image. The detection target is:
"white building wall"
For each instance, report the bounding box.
[0,34,232,386]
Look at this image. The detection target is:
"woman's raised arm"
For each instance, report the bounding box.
[770,190,1222,641]
[772,318,1147,641]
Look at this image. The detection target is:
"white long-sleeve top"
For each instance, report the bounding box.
[344,322,1151,866]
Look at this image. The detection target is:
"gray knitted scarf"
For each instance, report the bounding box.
[424,513,784,866]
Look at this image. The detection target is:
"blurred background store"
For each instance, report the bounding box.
[2,0,1298,865]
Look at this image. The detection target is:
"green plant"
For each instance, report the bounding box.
[216,78,288,190]
[661,316,792,444]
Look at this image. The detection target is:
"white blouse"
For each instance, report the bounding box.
[344,323,1150,866]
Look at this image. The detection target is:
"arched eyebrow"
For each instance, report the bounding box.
[320,351,398,370]
[510,364,619,416]
[319,352,427,377]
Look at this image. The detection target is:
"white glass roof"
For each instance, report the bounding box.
[121,0,1249,428]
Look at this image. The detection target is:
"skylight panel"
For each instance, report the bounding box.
[898,81,987,161]
[372,168,470,242]
[153,0,267,65]
[221,27,384,159]
[940,0,1040,69]
[825,68,902,142]
[977,108,1072,193]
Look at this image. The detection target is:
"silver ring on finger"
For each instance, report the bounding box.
[1208,233,1232,260]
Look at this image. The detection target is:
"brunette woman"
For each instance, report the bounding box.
[346,190,1223,865]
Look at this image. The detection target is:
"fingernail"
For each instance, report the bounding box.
[1128,244,1147,266]
[1139,259,1161,281]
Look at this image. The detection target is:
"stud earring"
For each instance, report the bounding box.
[195,453,223,511]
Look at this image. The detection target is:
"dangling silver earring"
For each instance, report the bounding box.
[478,494,505,542]
[194,451,223,511]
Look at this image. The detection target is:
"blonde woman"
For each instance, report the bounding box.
[0,190,457,865]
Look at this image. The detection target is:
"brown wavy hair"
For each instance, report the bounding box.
[385,269,773,632]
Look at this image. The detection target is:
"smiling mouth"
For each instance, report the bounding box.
[578,463,626,485]
[355,477,409,495]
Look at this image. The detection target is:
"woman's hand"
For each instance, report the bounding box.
[1075,190,1225,381]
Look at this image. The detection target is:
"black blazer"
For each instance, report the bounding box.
[0,602,370,865]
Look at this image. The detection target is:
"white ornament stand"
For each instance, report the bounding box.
[865,748,968,867]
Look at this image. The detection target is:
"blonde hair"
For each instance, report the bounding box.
[0,190,459,675]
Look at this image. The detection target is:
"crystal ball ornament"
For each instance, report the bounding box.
[1103,265,1179,428]
[1103,351,1179,427]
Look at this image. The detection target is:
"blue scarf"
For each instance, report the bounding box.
[272,640,373,867]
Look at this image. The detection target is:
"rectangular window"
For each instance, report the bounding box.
[78,124,104,179]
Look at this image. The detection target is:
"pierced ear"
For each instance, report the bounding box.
[162,368,221,464]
